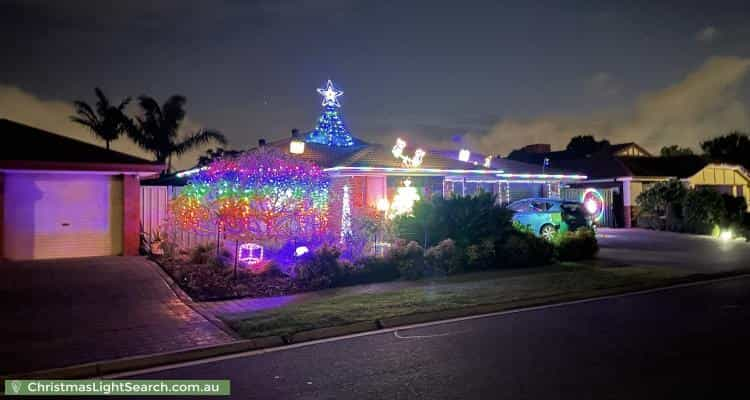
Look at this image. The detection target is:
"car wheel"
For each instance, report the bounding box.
[540,224,556,241]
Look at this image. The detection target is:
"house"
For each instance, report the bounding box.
[141,80,587,243]
[509,142,750,228]
[0,119,163,260]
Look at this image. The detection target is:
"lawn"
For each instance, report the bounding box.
[225,263,687,339]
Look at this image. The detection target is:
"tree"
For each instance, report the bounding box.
[197,148,243,166]
[566,135,610,156]
[701,132,750,169]
[126,95,227,173]
[660,145,694,157]
[635,179,687,230]
[171,147,330,246]
[70,88,130,150]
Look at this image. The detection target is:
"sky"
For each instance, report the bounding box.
[1,0,749,169]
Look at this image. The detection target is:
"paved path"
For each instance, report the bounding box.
[597,228,750,273]
[132,275,750,399]
[0,257,233,375]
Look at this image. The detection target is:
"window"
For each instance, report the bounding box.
[530,201,550,212]
[508,200,529,212]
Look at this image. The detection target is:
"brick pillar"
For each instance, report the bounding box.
[623,206,632,228]
[622,180,632,228]
[122,174,140,256]
[0,173,4,259]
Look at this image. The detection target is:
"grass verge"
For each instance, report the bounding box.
[224,263,689,339]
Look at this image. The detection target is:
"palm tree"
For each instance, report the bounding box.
[126,95,227,173]
[70,88,130,150]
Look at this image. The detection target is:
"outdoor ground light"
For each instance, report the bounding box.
[720,230,733,241]
[238,243,264,265]
[294,246,309,257]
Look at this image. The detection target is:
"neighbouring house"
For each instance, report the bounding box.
[509,143,750,228]
[0,119,163,260]
[141,80,587,246]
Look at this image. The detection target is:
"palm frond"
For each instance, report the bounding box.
[72,101,98,124]
[69,116,96,129]
[162,95,187,138]
[174,129,227,156]
[94,87,111,117]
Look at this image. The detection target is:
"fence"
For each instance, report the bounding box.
[561,187,617,227]
[140,186,217,250]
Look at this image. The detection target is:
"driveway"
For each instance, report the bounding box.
[597,228,750,273]
[0,257,233,375]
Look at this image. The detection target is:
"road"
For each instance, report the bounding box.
[127,275,750,399]
[597,228,750,273]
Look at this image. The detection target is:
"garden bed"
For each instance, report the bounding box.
[157,256,303,301]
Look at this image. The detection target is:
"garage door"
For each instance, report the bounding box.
[3,173,123,260]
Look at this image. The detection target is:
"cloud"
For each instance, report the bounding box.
[696,26,720,43]
[584,72,622,96]
[0,84,212,170]
[466,56,750,155]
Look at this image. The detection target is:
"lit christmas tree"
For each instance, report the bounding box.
[306,80,354,147]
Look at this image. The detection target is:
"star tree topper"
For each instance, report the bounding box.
[317,80,344,107]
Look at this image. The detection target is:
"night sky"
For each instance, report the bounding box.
[1,0,749,169]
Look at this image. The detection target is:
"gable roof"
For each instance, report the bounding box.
[0,118,162,173]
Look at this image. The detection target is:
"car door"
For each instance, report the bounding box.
[527,200,553,232]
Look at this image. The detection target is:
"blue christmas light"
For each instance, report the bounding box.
[306,80,354,147]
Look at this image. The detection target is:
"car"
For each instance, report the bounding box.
[507,198,592,240]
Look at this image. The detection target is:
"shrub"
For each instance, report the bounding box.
[683,188,725,234]
[394,192,514,248]
[636,179,687,221]
[294,245,342,290]
[721,194,747,228]
[466,238,496,270]
[339,256,401,286]
[497,230,554,268]
[387,241,425,280]
[189,243,216,264]
[553,227,599,261]
[424,239,465,275]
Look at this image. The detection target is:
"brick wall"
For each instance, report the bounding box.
[122,174,141,256]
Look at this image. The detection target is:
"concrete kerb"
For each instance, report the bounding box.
[2,336,285,380]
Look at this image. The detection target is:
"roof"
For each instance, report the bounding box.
[617,156,708,178]
[144,137,588,186]
[546,154,712,180]
[508,141,653,164]
[0,118,162,173]
[430,149,583,177]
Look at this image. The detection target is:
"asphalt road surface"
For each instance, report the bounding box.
[128,275,750,399]
[597,228,750,273]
